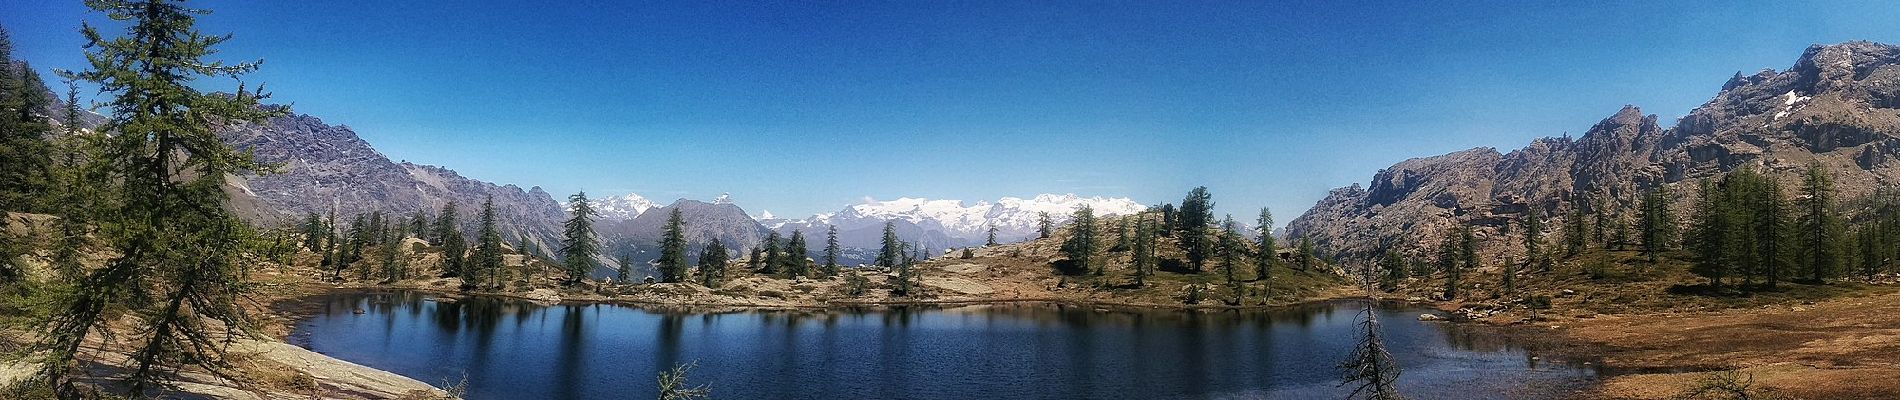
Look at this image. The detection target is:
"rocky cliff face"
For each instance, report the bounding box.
[218,113,567,250]
[1287,41,1900,265]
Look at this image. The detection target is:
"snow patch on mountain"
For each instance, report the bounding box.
[591,192,658,221]
[763,193,1145,247]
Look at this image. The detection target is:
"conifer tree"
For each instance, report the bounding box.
[407,211,428,240]
[1459,226,1479,281]
[1256,207,1276,281]
[783,229,809,277]
[892,242,916,297]
[1564,205,1587,258]
[321,209,339,277]
[1037,212,1054,239]
[1439,225,1470,299]
[823,225,840,277]
[41,1,290,391]
[1132,216,1156,287]
[1611,212,1631,251]
[1378,250,1406,292]
[472,197,505,290]
[380,230,406,283]
[1218,215,1241,285]
[986,225,998,246]
[0,27,56,213]
[560,191,600,285]
[1743,169,1790,288]
[1520,206,1545,274]
[432,201,460,245]
[699,239,728,287]
[1797,161,1839,283]
[1690,179,1736,289]
[1060,205,1099,275]
[615,252,634,283]
[1501,255,1517,295]
[876,220,901,269]
[1297,236,1316,272]
[1639,187,1676,263]
[440,223,467,278]
[1114,219,1130,252]
[760,231,782,275]
[1178,187,1215,272]
[658,208,689,283]
[1158,203,1177,237]
[1591,197,1610,247]
[301,212,326,252]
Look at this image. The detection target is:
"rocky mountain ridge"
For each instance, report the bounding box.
[218,112,568,251]
[1286,41,1900,265]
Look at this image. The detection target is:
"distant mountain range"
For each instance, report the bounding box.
[586,193,1146,267]
[199,105,1149,275]
[1286,41,1900,264]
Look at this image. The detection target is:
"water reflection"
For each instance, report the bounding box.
[297,293,1595,400]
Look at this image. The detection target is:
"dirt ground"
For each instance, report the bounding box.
[1564,290,1900,399]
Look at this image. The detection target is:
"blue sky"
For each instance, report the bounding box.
[7,1,1900,225]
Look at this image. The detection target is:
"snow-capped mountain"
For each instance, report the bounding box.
[762,194,1146,250]
[590,192,658,221]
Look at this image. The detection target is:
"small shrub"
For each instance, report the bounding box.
[844,273,870,297]
[658,362,711,400]
[1675,370,1783,400]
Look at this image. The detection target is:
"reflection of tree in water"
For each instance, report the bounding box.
[1436,324,1529,354]
[655,313,683,383]
[554,305,586,400]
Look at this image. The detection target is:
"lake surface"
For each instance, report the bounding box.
[291,292,1597,399]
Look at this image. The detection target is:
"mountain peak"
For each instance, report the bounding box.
[590,192,658,221]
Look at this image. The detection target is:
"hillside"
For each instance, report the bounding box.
[219,112,569,252]
[1288,41,1900,264]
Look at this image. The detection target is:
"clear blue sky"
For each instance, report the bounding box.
[7,1,1900,225]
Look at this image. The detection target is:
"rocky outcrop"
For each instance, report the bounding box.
[1288,41,1900,265]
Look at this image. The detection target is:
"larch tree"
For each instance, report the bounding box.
[614,252,634,283]
[1037,212,1054,239]
[472,196,506,290]
[698,238,728,287]
[1178,187,1215,272]
[783,229,809,277]
[1639,187,1676,264]
[1132,216,1156,287]
[41,0,290,392]
[300,212,326,252]
[560,191,601,285]
[1296,236,1316,272]
[760,231,782,275]
[1522,205,1545,272]
[432,201,460,245]
[1060,205,1099,275]
[822,225,840,277]
[1217,215,1241,285]
[1562,205,1587,258]
[1255,207,1276,281]
[658,208,689,283]
[1378,250,1406,292]
[0,26,56,213]
[1797,161,1839,283]
[876,220,901,269]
